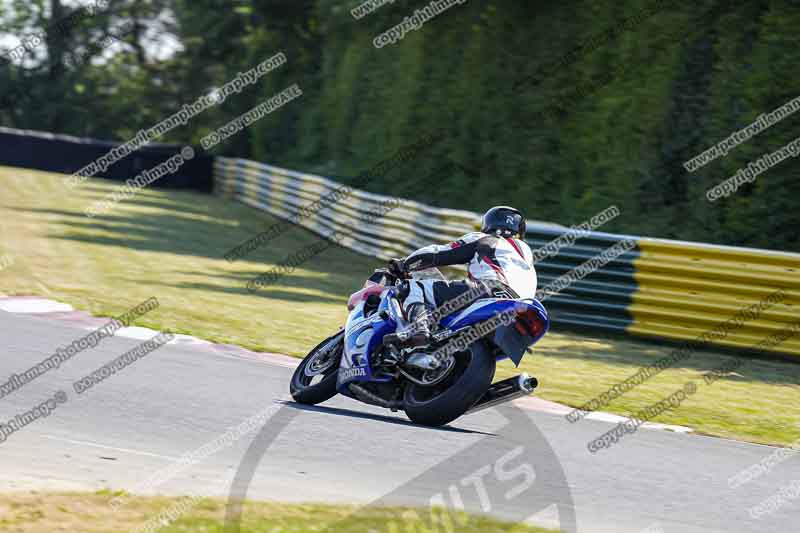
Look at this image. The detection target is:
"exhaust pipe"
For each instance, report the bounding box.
[466,373,538,415]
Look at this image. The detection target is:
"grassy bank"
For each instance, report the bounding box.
[0,166,798,446]
[0,490,558,532]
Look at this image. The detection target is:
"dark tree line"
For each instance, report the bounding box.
[1,0,798,251]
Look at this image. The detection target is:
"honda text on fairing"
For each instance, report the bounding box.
[289,266,549,427]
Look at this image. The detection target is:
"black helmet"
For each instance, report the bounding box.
[481,206,526,238]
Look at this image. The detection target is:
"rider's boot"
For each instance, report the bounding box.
[405,303,432,346]
[383,303,433,349]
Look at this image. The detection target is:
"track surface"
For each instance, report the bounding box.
[1,310,798,533]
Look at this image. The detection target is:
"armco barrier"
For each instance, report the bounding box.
[629,239,800,357]
[215,157,800,359]
[0,127,213,191]
[214,157,488,260]
[527,227,641,334]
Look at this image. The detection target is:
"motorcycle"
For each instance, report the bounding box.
[289,266,550,426]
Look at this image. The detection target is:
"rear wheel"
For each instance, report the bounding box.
[403,341,496,427]
[290,331,343,405]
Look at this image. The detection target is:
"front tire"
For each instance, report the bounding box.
[290,331,343,405]
[403,341,496,427]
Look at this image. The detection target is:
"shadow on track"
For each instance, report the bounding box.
[281,400,497,436]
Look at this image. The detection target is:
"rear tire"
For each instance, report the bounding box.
[403,341,496,427]
[290,331,343,405]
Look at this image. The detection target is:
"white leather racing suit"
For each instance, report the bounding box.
[400,232,538,311]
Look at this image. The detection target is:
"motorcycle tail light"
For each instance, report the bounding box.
[514,308,545,338]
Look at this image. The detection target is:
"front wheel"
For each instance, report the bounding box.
[403,341,496,427]
[290,331,343,405]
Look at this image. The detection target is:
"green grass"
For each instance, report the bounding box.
[0,166,799,447]
[0,490,558,533]
[0,165,380,356]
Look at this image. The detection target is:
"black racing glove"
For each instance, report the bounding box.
[387,258,408,278]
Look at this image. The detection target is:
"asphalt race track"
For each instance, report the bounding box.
[1,309,798,533]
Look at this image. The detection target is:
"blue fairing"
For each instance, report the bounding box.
[336,287,550,392]
[441,298,550,364]
[441,299,519,330]
[337,288,397,393]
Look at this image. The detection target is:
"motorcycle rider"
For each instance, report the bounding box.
[387,206,537,345]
